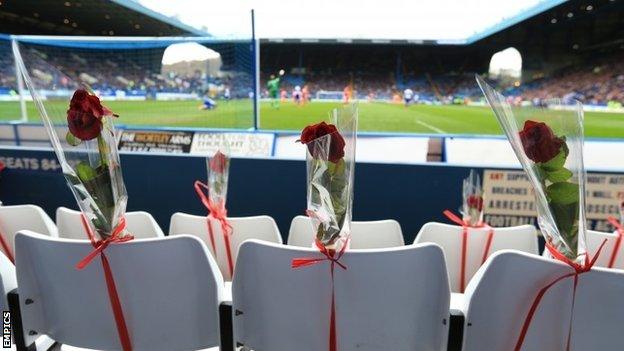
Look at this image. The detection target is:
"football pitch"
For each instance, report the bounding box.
[1,99,624,138]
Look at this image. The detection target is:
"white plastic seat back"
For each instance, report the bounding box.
[56,207,164,240]
[169,212,282,280]
[233,240,450,351]
[414,222,538,293]
[288,215,404,249]
[287,215,314,247]
[15,231,223,351]
[0,251,16,313]
[585,230,622,269]
[463,250,624,351]
[0,205,57,259]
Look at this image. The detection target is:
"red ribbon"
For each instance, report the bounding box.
[77,215,133,351]
[292,238,349,351]
[0,219,14,263]
[443,210,493,293]
[194,180,234,278]
[514,239,607,351]
[606,216,623,269]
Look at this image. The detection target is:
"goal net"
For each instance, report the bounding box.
[4,35,256,129]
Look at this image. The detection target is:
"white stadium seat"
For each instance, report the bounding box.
[233,240,450,351]
[462,250,624,350]
[14,231,223,351]
[288,215,404,249]
[543,230,624,270]
[0,205,57,260]
[585,229,622,269]
[414,222,538,293]
[55,207,165,240]
[169,212,282,280]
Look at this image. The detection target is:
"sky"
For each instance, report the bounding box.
[138,0,548,41]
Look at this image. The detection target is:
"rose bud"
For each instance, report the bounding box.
[298,121,346,163]
[209,150,228,174]
[519,120,564,163]
[467,195,484,211]
[67,109,102,141]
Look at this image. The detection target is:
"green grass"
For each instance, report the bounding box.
[0,100,254,129]
[2,99,624,138]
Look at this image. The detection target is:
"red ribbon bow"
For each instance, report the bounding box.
[194,180,235,278]
[0,219,14,263]
[292,238,349,351]
[606,216,623,269]
[77,215,133,351]
[514,239,608,351]
[443,210,493,293]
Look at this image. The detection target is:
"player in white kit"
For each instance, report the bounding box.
[292,85,303,105]
[403,88,414,107]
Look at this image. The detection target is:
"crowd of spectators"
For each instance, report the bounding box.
[517,52,624,106]
[260,71,480,103]
[2,40,623,107]
[0,42,252,99]
[262,54,624,107]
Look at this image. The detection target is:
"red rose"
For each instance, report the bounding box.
[67,109,102,141]
[209,150,228,174]
[67,89,117,141]
[298,121,346,162]
[70,89,114,118]
[467,195,483,211]
[519,120,564,163]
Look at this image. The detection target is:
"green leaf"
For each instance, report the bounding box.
[540,144,568,171]
[76,162,98,183]
[545,168,573,183]
[326,158,345,176]
[546,182,579,205]
[334,159,345,174]
[326,160,336,174]
[549,201,579,257]
[66,131,82,146]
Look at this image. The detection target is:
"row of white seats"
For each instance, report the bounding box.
[0,205,533,289]
[1,205,622,292]
[8,232,624,351]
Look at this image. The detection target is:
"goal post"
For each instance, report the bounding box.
[4,32,258,130]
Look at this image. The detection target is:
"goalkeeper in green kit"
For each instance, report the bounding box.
[267,69,284,108]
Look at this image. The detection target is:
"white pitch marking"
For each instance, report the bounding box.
[415,120,446,134]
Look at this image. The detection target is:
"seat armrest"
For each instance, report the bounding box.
[219,301,233,351]
[448,311,464,351]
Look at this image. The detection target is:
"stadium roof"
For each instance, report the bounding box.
[464,0,566,44]
[0,0,208,36]
[139,0,566,44]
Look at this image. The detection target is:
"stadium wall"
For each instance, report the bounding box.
[3,122,624,170]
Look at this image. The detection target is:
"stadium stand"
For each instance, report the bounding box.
[258,0,624,106]
[0,0,224,100]
[2,1,622,107]
[260,48,624,105]
[5,39,622,106]
[518,51,624,106]
[1,41,251,99]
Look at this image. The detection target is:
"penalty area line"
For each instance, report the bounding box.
[415,120,446,134]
